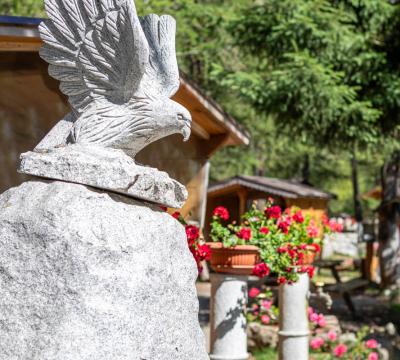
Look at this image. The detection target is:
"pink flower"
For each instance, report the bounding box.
[260,226,270,234]
[293,210,304,223]
[261,315,270,324]
[366,339,378,349]
[317,314,326,327]
[213,206,230,221]
[308,307,314,316]
[309,312,319,323]
[310,337,325,350]
[249,287,261,298]
[237,227,252,241]
[252,263,270,278]
[333,344,347,357]
[329,220,344,233]
[328,330,337,342]
[265,205,282,219]
[307,225,319,238]
[368,352,379,360]
[261,300,272,310]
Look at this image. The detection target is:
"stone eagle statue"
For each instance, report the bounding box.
[19,0,191,208]
[37,0,192,156]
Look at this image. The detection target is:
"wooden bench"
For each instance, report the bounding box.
[324,278,369,315]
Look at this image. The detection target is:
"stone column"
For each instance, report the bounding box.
[210,273,249,360]
[278,273,310,360]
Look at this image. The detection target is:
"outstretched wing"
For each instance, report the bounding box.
[39,0,149,112]
[139,14,180,98]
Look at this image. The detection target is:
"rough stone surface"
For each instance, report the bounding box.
[247,323,279,350]
[19,145,187,208]
[0,181,208,360]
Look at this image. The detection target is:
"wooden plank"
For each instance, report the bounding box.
[325,278,369,293]
[0,35,41,52]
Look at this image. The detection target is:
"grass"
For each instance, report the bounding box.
[252,347,277,359]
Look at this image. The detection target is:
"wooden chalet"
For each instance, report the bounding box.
[205,175,335,236]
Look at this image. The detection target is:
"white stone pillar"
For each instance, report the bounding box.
[278,273,310,360]
[210,273,249,360]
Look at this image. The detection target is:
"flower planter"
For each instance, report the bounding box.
[302,246,317,265]
[207,242,260,275]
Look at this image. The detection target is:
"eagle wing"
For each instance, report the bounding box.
[39,0,150,112]
[139,14,180,98]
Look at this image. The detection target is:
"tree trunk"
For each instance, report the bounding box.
[379,151,400,288]
[301,154,311,186]
[351,150,363,223]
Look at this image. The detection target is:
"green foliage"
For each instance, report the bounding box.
[0,0,44,17]
[213,0,400,149]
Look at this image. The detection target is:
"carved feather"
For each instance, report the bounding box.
[63,0,85,35]
[40,0,149,112]
[139,14,180,98]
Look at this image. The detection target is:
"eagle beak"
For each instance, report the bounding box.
[182,120,191,142]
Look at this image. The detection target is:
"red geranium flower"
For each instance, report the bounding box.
[197,244,211,261]
[252,263,270,278]
[213,206,230,221]
[172,211,181,219]
[278,276,287,284]
[293,210,304,223]
[309,243,321,253]
[278,219,290,234]
[301,265,315,278]
[265,205,282,219]
[185,225,200,242]
[260,227,270,235]
[278,246,288,253]
[237,227,252,241]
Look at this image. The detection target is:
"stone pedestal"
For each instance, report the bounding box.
[209,273,249,360]
[0,180,208,360]
[278,273,310,360]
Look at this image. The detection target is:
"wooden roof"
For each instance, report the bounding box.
[208,175,335,200]
[0,15,250,148]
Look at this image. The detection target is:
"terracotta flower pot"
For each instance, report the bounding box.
[207,242,260,275]
[302,246,317,265]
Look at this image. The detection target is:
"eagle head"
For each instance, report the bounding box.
[150,98,192,142]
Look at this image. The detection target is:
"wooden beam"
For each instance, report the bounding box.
[199,134,229,159]
[238,188,248,217]
[0,35,41,52]
[191,121,210,140]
